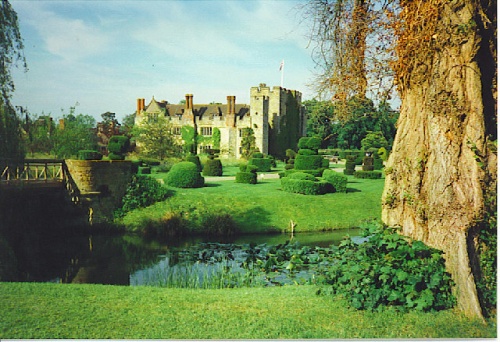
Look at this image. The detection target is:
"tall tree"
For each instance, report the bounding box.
[52,110,97,158]
[382,0,497,319]
[0,0,27,161]
[133,114,180,160]
[306,0,496,319]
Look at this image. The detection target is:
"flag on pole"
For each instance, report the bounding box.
[279,60,284,71]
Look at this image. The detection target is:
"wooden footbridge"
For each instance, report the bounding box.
[0,159,80,202]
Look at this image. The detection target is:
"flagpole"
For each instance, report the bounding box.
[280,59,284,87]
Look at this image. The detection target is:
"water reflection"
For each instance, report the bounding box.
[5,229,360,286]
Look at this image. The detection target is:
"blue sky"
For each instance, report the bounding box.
[10,0,317,122]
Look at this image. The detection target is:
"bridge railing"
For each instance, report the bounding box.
[0,159,65,182]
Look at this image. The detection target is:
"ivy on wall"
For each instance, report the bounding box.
[181,125,197,154]
[269,92,302,159]
[212,127,221,150]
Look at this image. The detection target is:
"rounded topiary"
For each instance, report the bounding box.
[307,136,322,151]
[108,152,125,160]
[344,154,357,175]
[298,149,316,155]
[288,172,317,181]
[281,176,332,195]
[203,158,223,176]
[297,137,310,149]
[165,161,204,188]
[252,152,264,159]
[185,154,202,172]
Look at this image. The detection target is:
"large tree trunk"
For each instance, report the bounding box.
[382,0,496,319]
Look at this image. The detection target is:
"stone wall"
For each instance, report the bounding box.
[65,160,132,224]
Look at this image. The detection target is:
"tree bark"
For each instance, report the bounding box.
[382,0,496,319]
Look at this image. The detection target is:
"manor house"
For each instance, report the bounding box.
[135,84,306,159]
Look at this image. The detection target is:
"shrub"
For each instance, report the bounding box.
[185,154,202,172]
[249,157,272,172]
[108,136,130,155]
[199,213,238,236]
[323,225,456,312]
[374,158,384,170]
[246,164,258,173]
[108,152,125,160]
[252,152,264,158]
[281,177,332,195]
[294,154,324,170]
[354,170,382,179]
[203,158,223,176]
[143,212,189,240]
[138,166,151,174]
[235,172,257,184]
[322,169,348,193]
[297,149,316,155]
[284,169,325,177]
[284,163,295,170]
[297,137,310,149]
[165,162,205,188]
[321,158,330,169]
[307,136,322,151]
[362,156,375,171]
[285,149,296,160]
[288,172,317,181]
[344,155,356,175]
[116,174,169,217]
[78,150,102,160]
[141,158,161,166]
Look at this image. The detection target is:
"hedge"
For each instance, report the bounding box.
[249,157,272,172]
[294,154,324,170]
[108,152,125,160]
[322,169,348,193]
[354,170,383,179]
[284,168,325,178]
[165,161,205,188]
[297,149,316,155]
[235,171,257,184]
[288,172,317,181]
[281,177,332,195]
[203,158,223,176]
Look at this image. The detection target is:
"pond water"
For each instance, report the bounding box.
[9,229,361,286]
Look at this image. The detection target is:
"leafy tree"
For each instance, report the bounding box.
[121,112,136,136]
[361,131,388,151]
[52,109,97,158]
[133,114,180,160]
[304,99,335,148]
[24,114,55,157]
[0,0,27,161]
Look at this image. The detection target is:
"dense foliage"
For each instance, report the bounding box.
[322,169,348,193]
[203,158,223,176]
[354,170,382,179]
[115,175,170,217]
[281,173,332,195]
[133,115,180,160]
[185,154,202,172]
[52,112,98,158]
[321,226,456,312]
[235,163,258,184]
[165,161,204,188]
[240,127,257,159]
[108,135,130,160]
[77,150,102,160]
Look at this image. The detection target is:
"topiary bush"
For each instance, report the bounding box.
[344,155,356,175]
[165,161,205,188]
[281,173,332,195]
[249,157,272,172]
[138,166,151,174]
[322,225,456,312]
[203,158,223,176]
[322,169,348,193]
[294,154,324,170]
[298,148,316,156]
[78,150,103,160]
[354,170,382,179]
[362,156,375,171]
[185,154,202,172]
[235,163,258,184]
[108,135,130,160]
[284,169,324,177]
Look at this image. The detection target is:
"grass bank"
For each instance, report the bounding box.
[119,175,384,234]
[0,282,494,339]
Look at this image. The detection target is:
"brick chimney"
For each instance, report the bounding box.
[226,95,236,127]
[184,94,195,123]
[136,98,145,115]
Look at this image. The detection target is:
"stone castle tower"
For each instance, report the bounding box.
[135,84,306,159]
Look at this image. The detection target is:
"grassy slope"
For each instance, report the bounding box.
[120,176,384,233]
[0,282,494,339]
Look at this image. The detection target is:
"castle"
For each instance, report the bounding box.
[135,84,306,159]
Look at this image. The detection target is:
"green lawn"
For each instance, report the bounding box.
[120,175,384,234]
[0,282,494,339]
